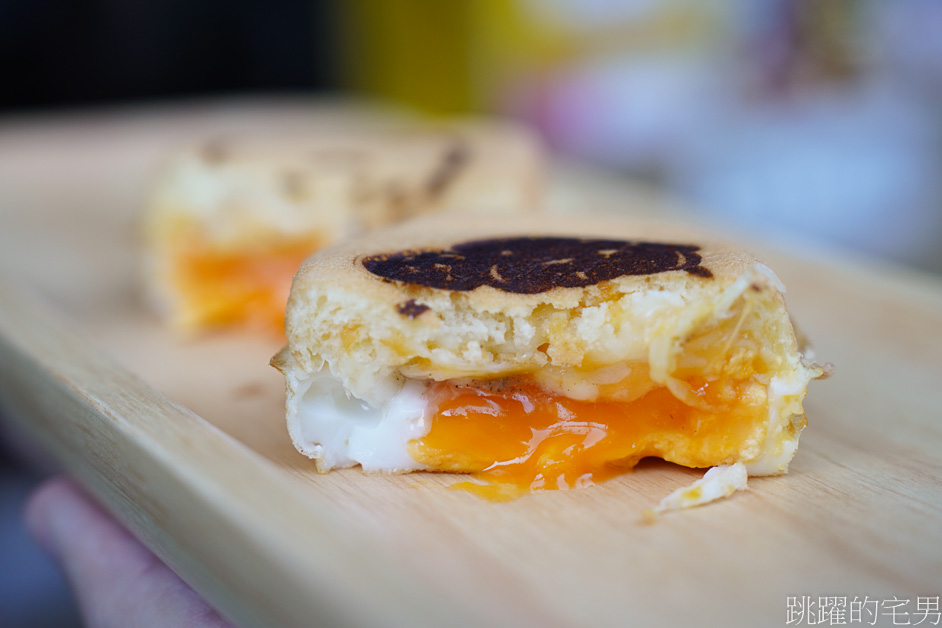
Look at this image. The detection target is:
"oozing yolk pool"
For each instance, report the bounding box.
[170,238,320,333]
[408,375,769,501]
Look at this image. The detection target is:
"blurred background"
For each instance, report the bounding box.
[1,1,941,626]
[4,0,942,272]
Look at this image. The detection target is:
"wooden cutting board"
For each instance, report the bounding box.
[1,100,940,628]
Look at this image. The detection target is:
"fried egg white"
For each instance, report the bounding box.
[643,463,749,522]
[285,367,431,473]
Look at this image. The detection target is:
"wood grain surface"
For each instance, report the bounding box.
[1,100,940,628]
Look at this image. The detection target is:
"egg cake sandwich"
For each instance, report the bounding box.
[143,122,542,333]
[273,214,827,503]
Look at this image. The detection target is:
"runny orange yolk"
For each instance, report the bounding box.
[408,373,769,501]
[172,239,319,333]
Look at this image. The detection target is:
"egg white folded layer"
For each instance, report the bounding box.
[284,366,431,473]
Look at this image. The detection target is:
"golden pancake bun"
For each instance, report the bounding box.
[284,214,807,404]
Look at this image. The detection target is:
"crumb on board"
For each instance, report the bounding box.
[642,463,749,524]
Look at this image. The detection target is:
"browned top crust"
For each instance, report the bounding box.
[290,213,754,314]
[361,237,712,295]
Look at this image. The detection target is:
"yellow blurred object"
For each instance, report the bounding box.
[338,0,476,113]
[337,0,725,115]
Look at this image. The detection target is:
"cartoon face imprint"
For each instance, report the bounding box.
[362,237,712,294]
